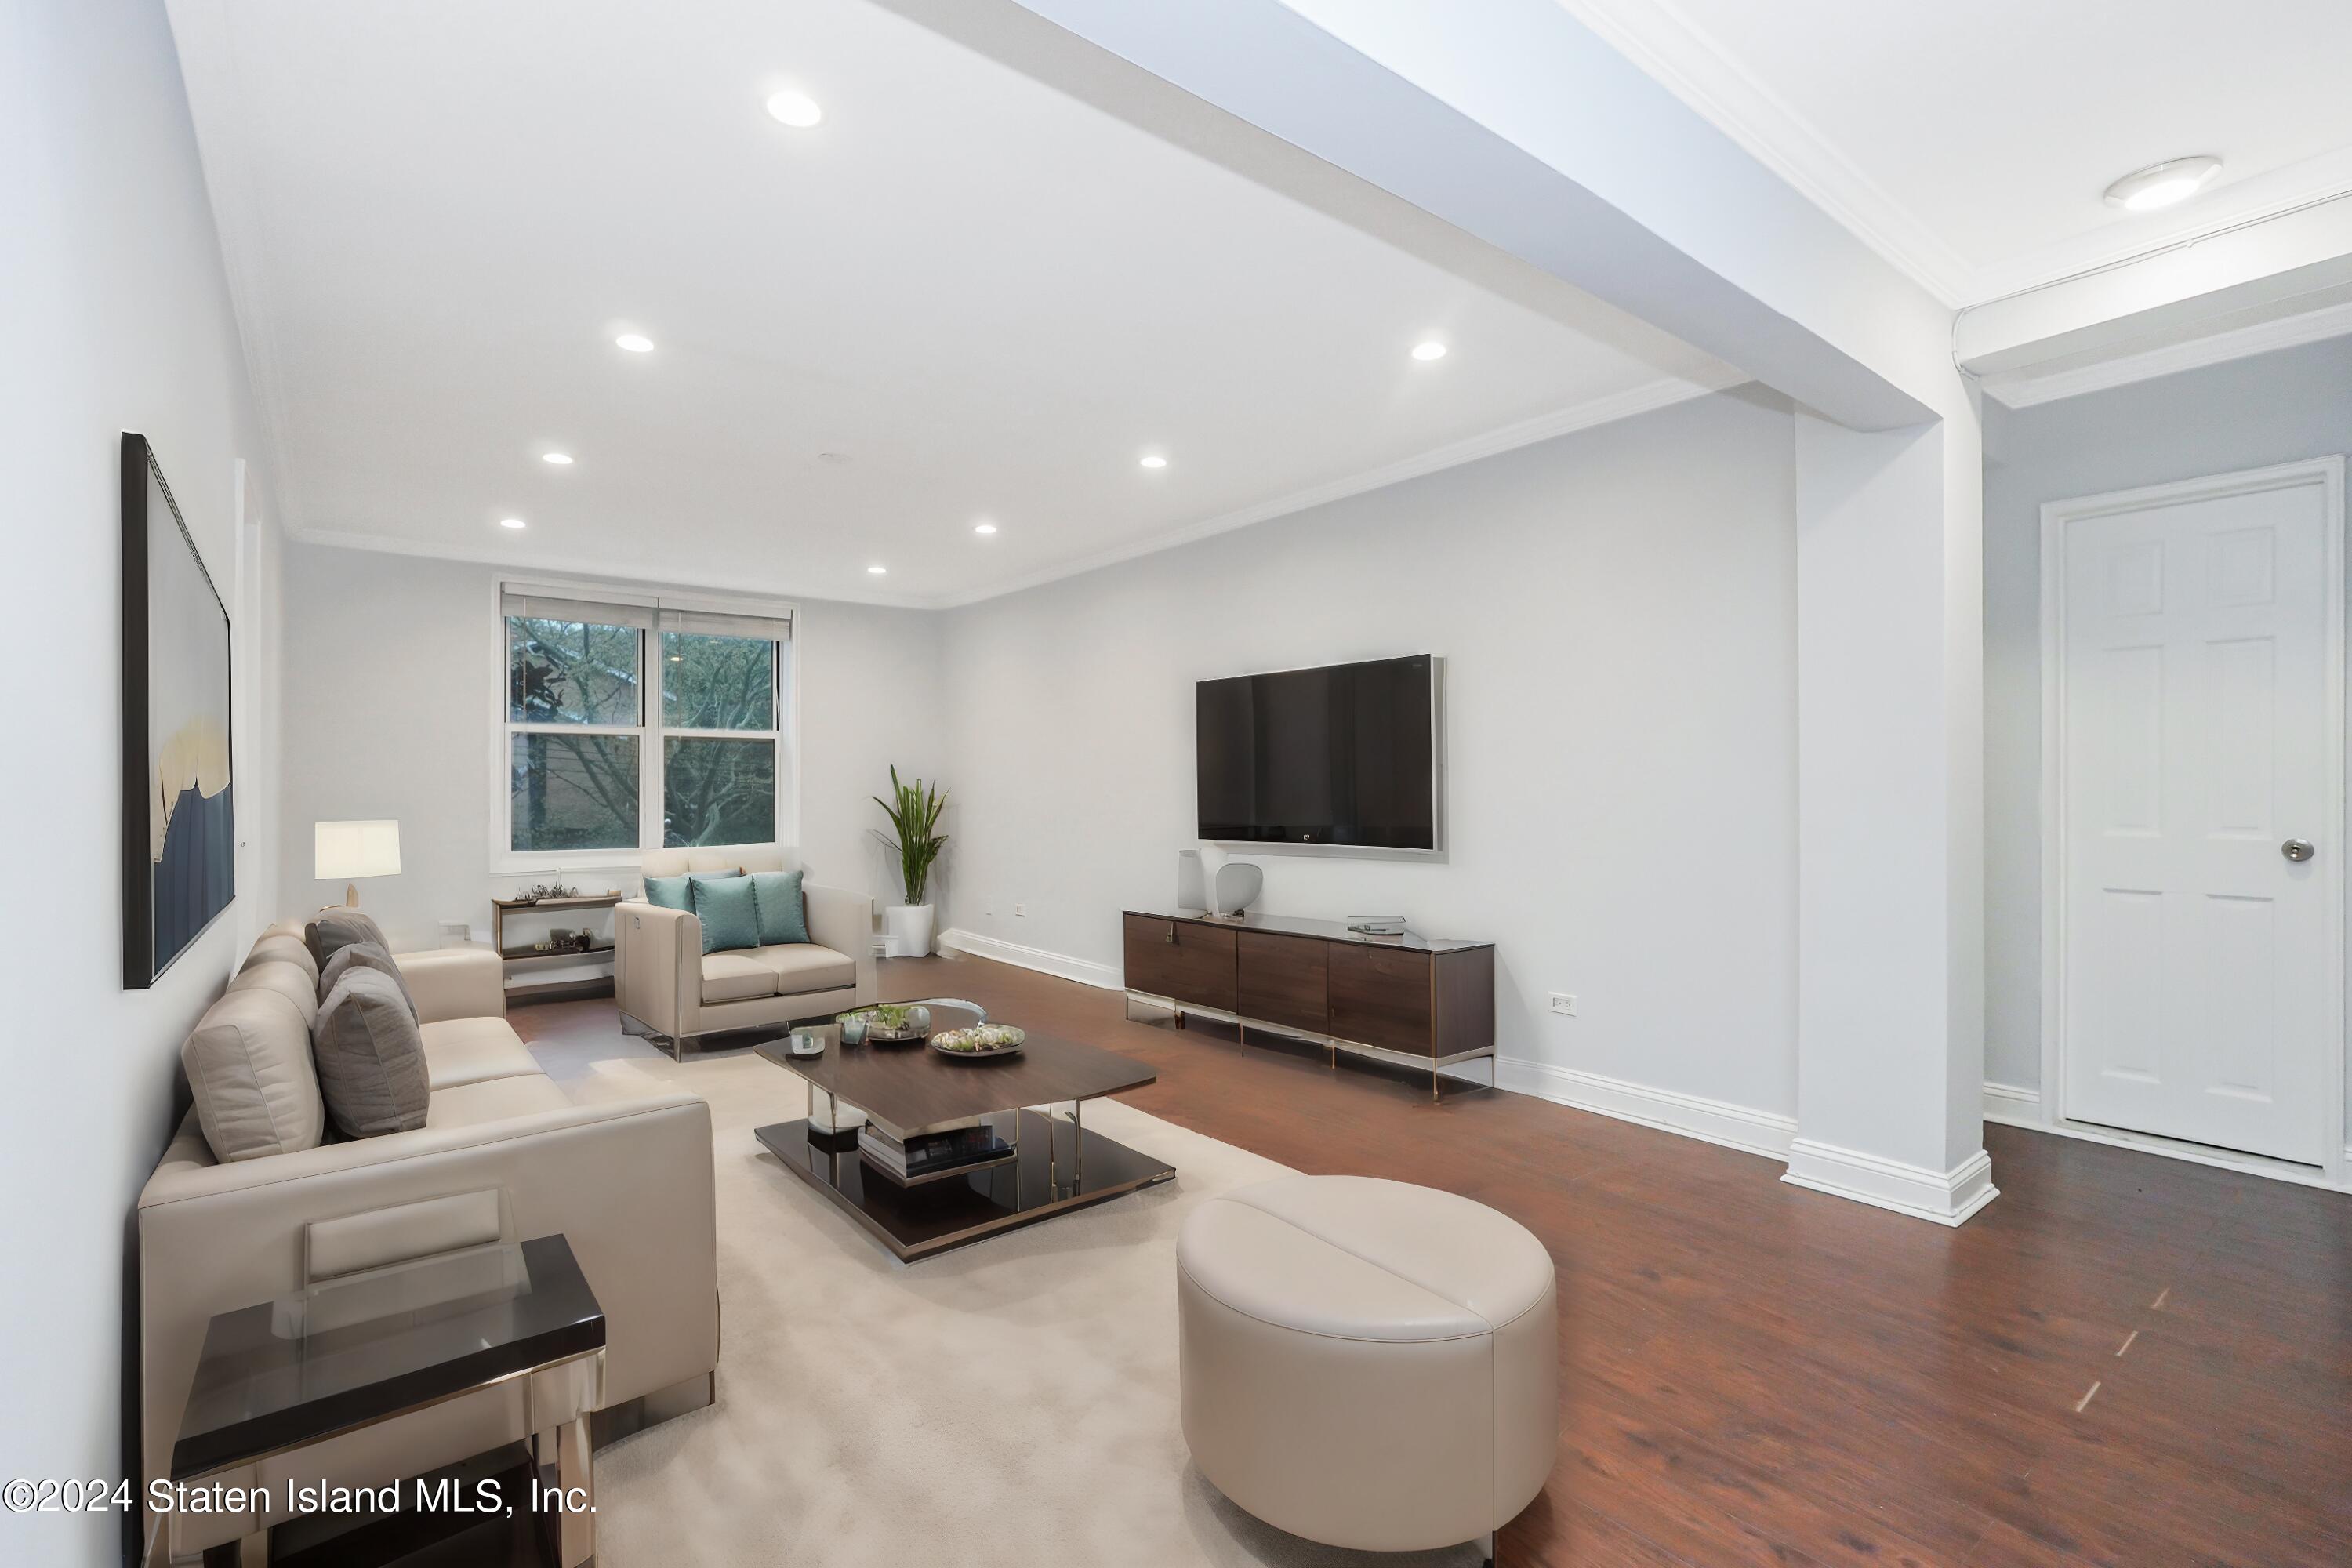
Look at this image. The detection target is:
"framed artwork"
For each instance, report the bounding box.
[122,432,235,987]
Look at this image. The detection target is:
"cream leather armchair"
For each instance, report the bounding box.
[614,844,877,1058]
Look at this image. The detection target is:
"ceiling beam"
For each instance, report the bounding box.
[879,0,1955,430]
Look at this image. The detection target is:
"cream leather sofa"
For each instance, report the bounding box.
[137,925,718,1563]
[614,842,876,1058]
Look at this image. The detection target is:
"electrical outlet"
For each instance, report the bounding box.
[1548,992,1577,1016]
[1014,902,1027,917]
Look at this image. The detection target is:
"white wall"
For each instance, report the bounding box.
[938,390,1802,1116]
[275,544,946,949]
[0,2,283,1563]
[1983,336,2352,1107]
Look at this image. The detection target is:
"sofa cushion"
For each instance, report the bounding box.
[425,1073,572,1130]
[418,1017,542,1090]
[758,943,857,995]
[182,989,325,1163]
[318,940,417,1016]
[242,932,319,986]
[643,843,789,878]
[225,957,320,1029]
[305,906,390,970]
[701,951,781,1004]
[641,873,693,911]
[689,873,760,954]
[750,869,809,946]
[313,967,431,1138]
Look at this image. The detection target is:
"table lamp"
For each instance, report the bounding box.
[314,819,401,907]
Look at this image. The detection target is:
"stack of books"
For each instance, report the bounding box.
[858,1122,1014,1185]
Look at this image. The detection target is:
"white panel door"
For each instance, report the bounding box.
[2060,471,2336,1164]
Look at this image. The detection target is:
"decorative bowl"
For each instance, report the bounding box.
[930,1024,1026,1059]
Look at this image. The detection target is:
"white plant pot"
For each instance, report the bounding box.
[885,904,935,958]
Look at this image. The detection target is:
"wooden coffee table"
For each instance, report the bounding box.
[753,1025,1174,1260]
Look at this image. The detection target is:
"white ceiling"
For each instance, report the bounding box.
[166,0,1733,609]
[1565,0,2352,304]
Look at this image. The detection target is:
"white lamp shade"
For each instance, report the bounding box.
[314,819,402,881]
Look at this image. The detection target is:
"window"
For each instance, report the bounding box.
[500,588,791,862]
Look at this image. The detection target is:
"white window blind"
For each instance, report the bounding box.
[499,589,655,629]
[659,605,792,642]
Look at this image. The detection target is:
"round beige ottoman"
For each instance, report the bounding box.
[1177,1175,1557,1560]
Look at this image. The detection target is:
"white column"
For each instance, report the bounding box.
[1786,408,1994,1223]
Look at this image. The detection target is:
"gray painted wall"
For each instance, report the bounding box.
[939,388,1803,1117]
[0,2,282,1563]
[1983,335,2352,1096]
[278,545,947,951]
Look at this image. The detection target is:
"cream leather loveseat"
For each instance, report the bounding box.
[614,842,876,1058]
[137,924,718,1563]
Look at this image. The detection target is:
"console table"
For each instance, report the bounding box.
[1121,910,1495,1099]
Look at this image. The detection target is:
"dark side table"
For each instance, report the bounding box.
[169,1235,604,1568]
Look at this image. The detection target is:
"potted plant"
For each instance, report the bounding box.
[873,765,947,957]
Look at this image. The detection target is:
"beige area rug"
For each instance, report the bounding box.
[539,1041,1483,1568]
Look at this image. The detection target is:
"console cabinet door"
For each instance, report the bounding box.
[1123,914,1239,1011]
[1328,944,1434,1054]
[1237,931,1329,1035]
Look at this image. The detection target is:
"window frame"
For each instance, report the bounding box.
[489,577,799,876]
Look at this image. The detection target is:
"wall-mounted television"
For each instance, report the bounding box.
[1196,655,1440,853]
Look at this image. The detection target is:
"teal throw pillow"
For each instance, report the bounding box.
[689,873,760,954]
[646,867,739,910]
[750,870,808,946]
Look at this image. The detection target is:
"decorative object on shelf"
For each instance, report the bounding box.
[122,433,234,989]
[931,1023,1026,1058]
[509,879,581,906]
[1211,860,1264,917]
[873,764,947,957]
[1176,848,1207,911]
[786,1026,826,1058]
[1345,915,1408,935]
[314,819,401,909]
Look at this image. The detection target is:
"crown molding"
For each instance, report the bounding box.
[1981,298,2352,409]
[1562,2,2352,312]
[924,366,1750,608]
[1965,148,2352,305]
[1557,0,1973,307]
[285,528,930,611]
[293,368,1747,612]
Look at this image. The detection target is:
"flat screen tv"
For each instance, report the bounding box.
[1196,655,1439,852]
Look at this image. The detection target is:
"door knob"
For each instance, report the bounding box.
[2282,838,2316,862]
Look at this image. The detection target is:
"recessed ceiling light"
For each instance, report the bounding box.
[614,332,654,354]
[866,564,887,575]
[765,90,823,129]
[2103,155,2222,212]
[499,517,526,530]
[1139,453,1168,470]
[541,452,573,466]
[973,521,998,535]
[1410,340,1449,361]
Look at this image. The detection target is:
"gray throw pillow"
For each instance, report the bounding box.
[313,967,430,1138]
[318,939,417,1016]
[306,906,390,969]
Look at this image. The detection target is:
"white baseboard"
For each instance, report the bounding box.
[1781,1139,1998,1226]
[935,927,1123,991]
[1494,1058,1795,1162]
[1983,1080,2043,1128]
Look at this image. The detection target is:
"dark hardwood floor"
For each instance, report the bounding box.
[531,951,2352,1566]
